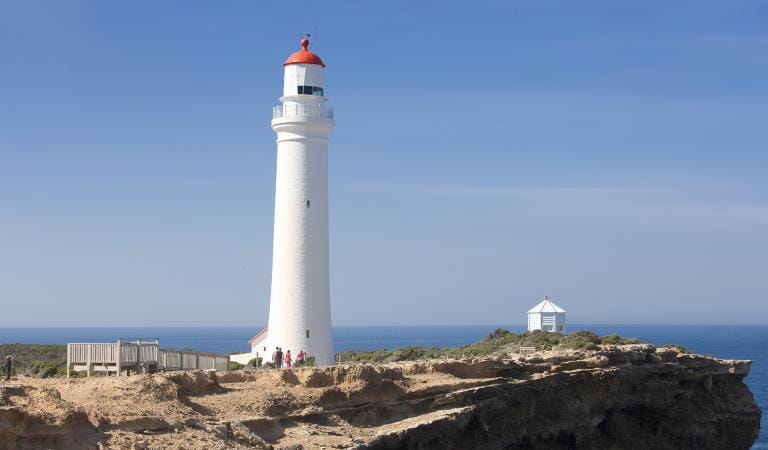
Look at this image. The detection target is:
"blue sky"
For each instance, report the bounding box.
[1,1,767,326]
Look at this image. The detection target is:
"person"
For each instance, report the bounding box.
[296,350,305,366]
[284,350,292,369]
[275,347,283,369]
[4,356,12,382]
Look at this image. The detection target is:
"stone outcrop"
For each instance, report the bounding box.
[0,346,760,449]
[366,350,760,449]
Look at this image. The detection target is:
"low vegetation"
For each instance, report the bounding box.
[0,343,67,378]
[334,329,645,363]
[247,357,263,368]
[1,331,668,376]
[294,356,316,367]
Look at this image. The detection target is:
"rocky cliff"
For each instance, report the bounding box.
[0,345,760,449]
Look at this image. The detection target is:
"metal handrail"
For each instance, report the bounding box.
[273,103,334,119]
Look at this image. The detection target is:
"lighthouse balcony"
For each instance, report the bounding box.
[273,103,334,120]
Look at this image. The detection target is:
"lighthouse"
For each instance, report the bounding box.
[238,38,335,367]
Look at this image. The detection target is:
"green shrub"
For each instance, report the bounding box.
[486,328,513,340]
[40,367,57,378]
[247,357,262,369]
[390,346,441,362]
[294,356,318,367]
[661,344,690,353]
[560,335,599,351]
[229,361,243,370]
[26,359,65,378]
[524,330,565,350]
[569,331,601,343]
[336,349,394,363]
[1,344,67,378]
[600,334,642,345]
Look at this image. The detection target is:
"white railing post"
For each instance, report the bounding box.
[116,340,121,377]
[86,344,91,377]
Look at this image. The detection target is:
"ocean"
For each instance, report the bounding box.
[0,324,765,448]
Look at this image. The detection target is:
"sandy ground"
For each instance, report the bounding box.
[3,346,720,449]
[1,359,509,449]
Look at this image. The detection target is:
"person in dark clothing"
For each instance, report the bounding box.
[275,347,283,369]
[4,356,12,381]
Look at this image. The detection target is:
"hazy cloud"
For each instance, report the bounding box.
[347,181,768,227]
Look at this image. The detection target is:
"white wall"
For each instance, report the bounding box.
[230,352,258,366]
[528,313,541,331]
[266,107,334,365]
[528,312,567,333]
[283,63,324,97]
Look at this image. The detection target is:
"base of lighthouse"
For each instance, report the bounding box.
[239,330,334,367]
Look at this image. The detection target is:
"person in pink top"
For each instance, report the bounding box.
[284,350,292,369]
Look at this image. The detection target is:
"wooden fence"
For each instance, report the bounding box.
[66,339,230,377]
[158,348,229,371]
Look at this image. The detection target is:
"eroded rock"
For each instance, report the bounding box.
[0,349,760,449]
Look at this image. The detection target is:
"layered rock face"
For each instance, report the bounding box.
[365,349,761,449]
[0,346,760,449]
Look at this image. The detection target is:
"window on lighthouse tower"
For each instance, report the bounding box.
[297,85,324,96]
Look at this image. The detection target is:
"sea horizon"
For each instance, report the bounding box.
[2,324,767,351]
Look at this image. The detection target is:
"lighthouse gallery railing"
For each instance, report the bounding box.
[273,104,334,120]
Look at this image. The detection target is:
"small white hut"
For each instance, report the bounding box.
[527,296,566,333]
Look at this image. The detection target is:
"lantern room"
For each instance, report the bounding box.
[282,38,326,99]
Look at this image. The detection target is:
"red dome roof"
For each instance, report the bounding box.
[284,38,325,67]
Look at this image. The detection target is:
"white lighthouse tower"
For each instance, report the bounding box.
[235,38,335,367]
